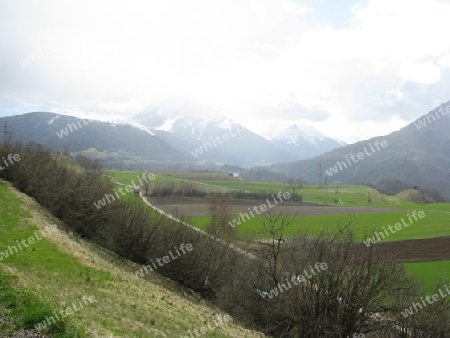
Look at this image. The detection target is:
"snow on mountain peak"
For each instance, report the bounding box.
[156,115,182,132]
[275,124,326,145]
[123,121,155,136]
[219,118,234,130]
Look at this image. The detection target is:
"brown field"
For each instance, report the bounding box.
[149,196,400,217]
[376,236,450,262]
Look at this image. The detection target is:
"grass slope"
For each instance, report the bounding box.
[0,180,262,338]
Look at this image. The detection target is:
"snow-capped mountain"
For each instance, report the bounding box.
[271,124,346,160]
[133,101,234,141]
[132,106,297,166]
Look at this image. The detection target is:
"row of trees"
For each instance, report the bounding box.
[148,182,303,201]
[0,139,448,337]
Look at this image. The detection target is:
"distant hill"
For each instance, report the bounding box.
[270,101,450,200]
[0,112,188,162]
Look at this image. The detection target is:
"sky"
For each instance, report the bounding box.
[1,0,450,143]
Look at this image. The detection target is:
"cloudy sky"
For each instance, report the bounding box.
[1,0,450,143]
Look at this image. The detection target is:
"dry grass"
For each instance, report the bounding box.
[0,180,264,337]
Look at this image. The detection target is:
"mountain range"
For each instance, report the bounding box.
[133,107,344,165]
[1,100,449,199]
[0,109,344,167]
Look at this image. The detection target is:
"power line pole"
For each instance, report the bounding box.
[2,121,8,144]
[318,160,322,188]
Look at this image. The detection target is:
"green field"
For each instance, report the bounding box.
[105,170,434,208]
[405,260,450,294]
[185,210,449,242]
[107,170,449,244]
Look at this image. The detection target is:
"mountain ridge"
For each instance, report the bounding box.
[270,100,450,199]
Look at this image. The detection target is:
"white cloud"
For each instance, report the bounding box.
[1,0,450,143]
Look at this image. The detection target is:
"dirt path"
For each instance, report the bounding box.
[139,194,256,260]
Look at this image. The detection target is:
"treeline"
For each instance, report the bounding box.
[149,182,302,201]
[406,186,446,204]
[149,182,209,198]
[0,139,448,337]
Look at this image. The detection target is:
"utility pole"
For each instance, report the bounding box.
[318,160,322,188]
[2,121,8,144]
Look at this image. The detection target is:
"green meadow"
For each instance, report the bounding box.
[405,260,450,294]
[185,210,449,242]
[105,170,439,208]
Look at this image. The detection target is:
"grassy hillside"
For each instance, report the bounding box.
[0,179,262,337]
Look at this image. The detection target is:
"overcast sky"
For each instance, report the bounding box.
[1,0,450,143]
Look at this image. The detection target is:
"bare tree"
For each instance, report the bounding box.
[205,194,236,241]
[254,208,295,286]
[201,195,237,291]
[286,177,302,201]
[235,213,421,337]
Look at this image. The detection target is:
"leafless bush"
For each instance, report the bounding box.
[406,186,446,204]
